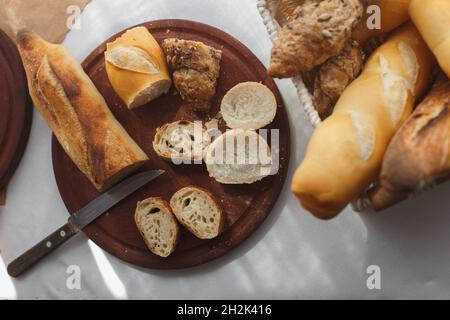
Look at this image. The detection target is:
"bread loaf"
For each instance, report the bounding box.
[105,27,172,109]
[409,0,450,79]
[370,76,450,210]
[291,24,435,219]
[17,30,149,191]
[135,197,179,257]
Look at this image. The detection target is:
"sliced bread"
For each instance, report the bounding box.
[170,186,223,240]
[205,129,273,184]
[153,121,211,162]
[135,197,179,258]
[221,82,277,129]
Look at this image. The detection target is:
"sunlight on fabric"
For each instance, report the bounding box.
[88,240,128,299]
[0,255,17,300]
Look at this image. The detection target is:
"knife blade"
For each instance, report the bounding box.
[7,170,165,277]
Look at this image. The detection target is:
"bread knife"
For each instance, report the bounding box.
[7,170,165,278]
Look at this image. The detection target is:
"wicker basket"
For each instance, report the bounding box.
[256,0,438,212]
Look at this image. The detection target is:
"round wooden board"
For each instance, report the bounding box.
[0,30,33,191]
[52,20,290,269]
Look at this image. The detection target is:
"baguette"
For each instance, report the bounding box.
[105,27,172,109]
[205,129,272,185]
[17,30,149,191]
[370,76,450,210]
[291,23,435,219]
[352,0,411,44]
[409,0,450,79]
[221,82,277,130]
[153,121,211,162]
[170,186,223,240]
[135,197,179,257]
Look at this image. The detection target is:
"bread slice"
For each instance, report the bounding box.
[221,82,277,129]
[135,197,179,258]
[153,121,211,162]
[205,129,272,184]
[170,186,223,240]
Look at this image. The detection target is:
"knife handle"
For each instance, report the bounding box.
[7,222,79,278]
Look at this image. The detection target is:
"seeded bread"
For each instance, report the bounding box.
[170,186,223,240]
[135,197,179,258]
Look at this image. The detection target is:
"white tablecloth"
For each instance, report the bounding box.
[2,0,450,300]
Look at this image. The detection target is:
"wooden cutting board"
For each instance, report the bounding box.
[52,20,291,269]
[0,30,33,203]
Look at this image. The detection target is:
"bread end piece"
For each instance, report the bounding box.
[135,197,180,258]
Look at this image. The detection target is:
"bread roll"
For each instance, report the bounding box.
[352,0,411,44]
[135,197,179,258]
[170,186,223,240]
[409,0,450,79]
[105,27,172,109]
[291,24,435,219]
[17,30,149,191]
[370,76,450,210]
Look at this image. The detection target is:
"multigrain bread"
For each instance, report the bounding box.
[409,0,450,79]
[153,121,211,162]
[105,27,172,109]
[205,129,272,184]
[170,186,223,240]
[135,197,179,257]
[16,30,149,191]
[369,76,450,210]
[291,24,435,219]
[268,0,364,77]
[221,82,277,129]
[162,38,222,112]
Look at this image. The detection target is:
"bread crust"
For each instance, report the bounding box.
[17,30,149,191]
[380,76,450,195]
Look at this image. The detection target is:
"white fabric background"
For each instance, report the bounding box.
[1,0,450,300]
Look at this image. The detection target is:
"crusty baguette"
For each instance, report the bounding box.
[352,0,411,44]
[17,30,149,191]
[170,186,223,240]
[153,121,211,162]
[205,129,272,184]
[370,76,450,210]
[105,27,172,109]
[409,0,450,79]
[135,197,179,257]
[291,23,435,219]
[221,82,277,130]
